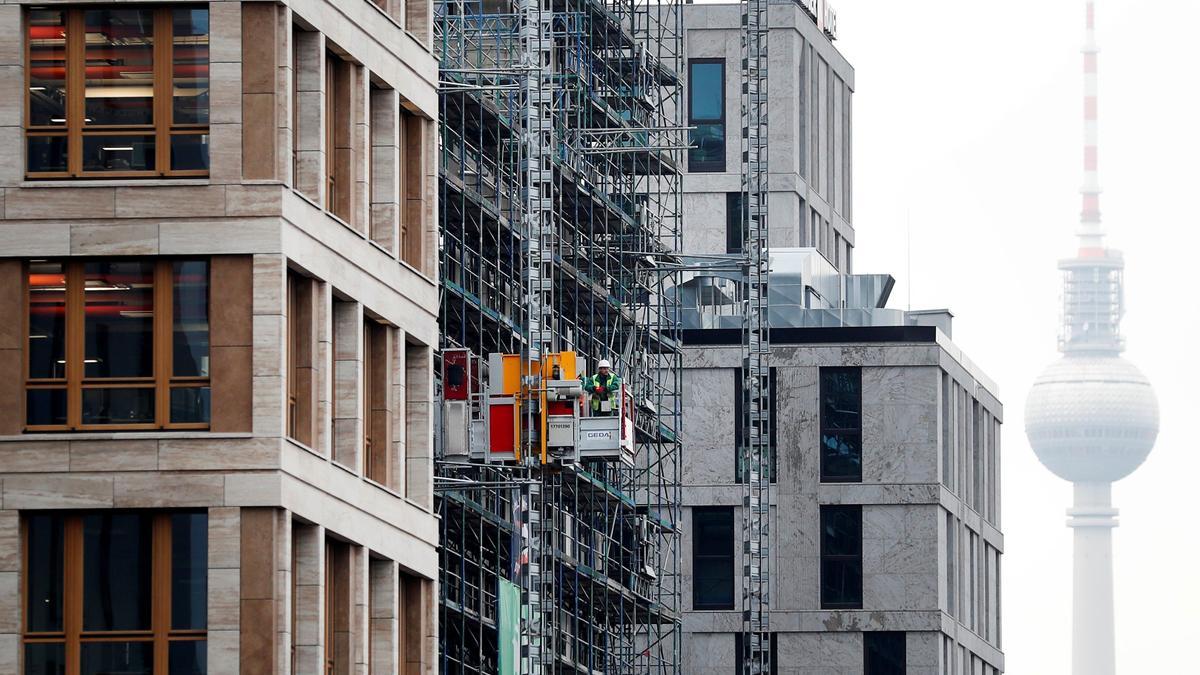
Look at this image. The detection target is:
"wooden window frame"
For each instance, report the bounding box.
[20,512,208,675]
[286,272,316,446]
[325,51,337,211]
[24,259,211,432]
[24,6,210,179]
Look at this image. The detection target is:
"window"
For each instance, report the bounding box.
[22,512,208,674]
[326,538,350,675]
[26,6,210,177]
[726,192,744,254]
[364,319,391,485]
[26,259,210,430]
[688,59,725,172]
[735,632,777,675]
[287,272,316,446]
[692,507,734,610]
[735,368,777,483]
[865,632,906,675]
[820,505,862,609]
[820,367,862,482]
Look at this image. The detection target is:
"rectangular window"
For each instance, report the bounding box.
[26,259,210,430]
[22,512,207,674]
[364,319,391,486]
[287,272,316,446]
[735,367,777,483]
[692,507,734,610]
[726,192,744,254]
[326,538,350,675]
[820,367,862,482]
[865,632,906,675]
[26,6,210,178]
[820,504,862,609]
[687,58,725,172]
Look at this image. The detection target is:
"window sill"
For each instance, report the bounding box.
[20,178,212,188]
[1,431,252,442]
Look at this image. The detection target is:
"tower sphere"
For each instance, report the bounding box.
[1025,354,1159,483]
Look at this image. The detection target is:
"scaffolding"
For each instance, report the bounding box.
[435,0,684,672]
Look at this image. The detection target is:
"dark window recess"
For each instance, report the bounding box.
[820,367,862,482]
[727,192,744,254]
[865,632,906,675]
[688,59,725,172]
[820,504,863,609]
[692,507,735,610]
[734,632,778,675]
[735,368,777,483]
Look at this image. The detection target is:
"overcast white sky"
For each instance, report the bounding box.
[832,0,1200,671]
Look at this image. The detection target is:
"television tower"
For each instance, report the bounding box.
[1024,2,1160,675]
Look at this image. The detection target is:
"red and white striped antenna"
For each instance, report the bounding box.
[1079,0,1105,255]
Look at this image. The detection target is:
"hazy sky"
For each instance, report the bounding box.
[833,0,1200,671]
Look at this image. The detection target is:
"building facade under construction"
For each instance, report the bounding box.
[434,0,685,673]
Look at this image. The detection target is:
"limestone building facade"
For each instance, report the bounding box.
[0,0,440,673]
[678,3,1005,674]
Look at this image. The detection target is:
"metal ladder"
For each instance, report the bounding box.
[741,0,771,672]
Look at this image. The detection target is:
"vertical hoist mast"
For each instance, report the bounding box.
[740,0,771,672]
[519,0,554,671]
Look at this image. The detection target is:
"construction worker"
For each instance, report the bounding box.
[582,359,621,416]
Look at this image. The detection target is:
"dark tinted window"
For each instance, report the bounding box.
[692,508,734,610]
[171,512,208,629]
[820,367,862,482]
[688,59,725,172]
[727,192,744,254]
[865,632,906,675]
[25,514,64,632]
[820,505,862,609]
[83,513,153,631]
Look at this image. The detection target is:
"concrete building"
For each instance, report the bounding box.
[0,1,440,673]
[678,3,1004,674]
[683,0,854,272]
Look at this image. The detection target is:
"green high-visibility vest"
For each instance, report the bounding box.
[582,372,621,411]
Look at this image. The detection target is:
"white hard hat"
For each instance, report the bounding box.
[598,359,612,369]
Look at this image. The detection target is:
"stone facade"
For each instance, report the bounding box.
[683,1,855,271]
[0,1,439,673]
[679,333,1004,675]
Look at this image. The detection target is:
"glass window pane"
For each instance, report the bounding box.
[865,632,906,675]
[169,641,207,675]
[83,9,155,127]
[81,387,155,425]
[82,135,156,172]
[27,389,68,426]
[27,136,68,173]
[821,558,862,607]
[83,261,154,378]
[692,508,734,609]
[173,260,209,377]
[25,514,64,632]
[28,10,67,127]
[688,122,724,170]
[171,134,209,171]
[689,62,723,121]
[822,369,861,430]
[822,507,862,557]
[80,641,153,675]
[24,643,66,675]
[170,387,210,424]
[822,432,861,480]
[170,513,208,630]
[28,262,67,379]
[82,513,153,631]
[172,9,210,125]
